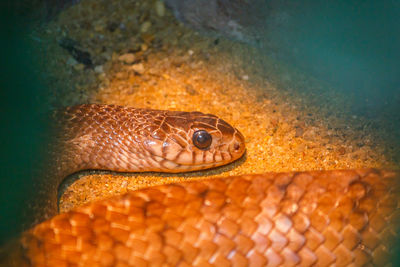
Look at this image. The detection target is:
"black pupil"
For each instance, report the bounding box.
[193,130,212,150]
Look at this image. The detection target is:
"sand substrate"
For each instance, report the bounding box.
[30,0,398,212]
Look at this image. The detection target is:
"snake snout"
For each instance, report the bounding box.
[228,129,246,160]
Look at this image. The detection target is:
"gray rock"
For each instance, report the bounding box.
[164,0,264,44]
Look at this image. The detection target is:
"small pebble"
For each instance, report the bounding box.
[73,63,85,71]
[131,63,145,74]
[141,43,148,51]
[155,1,165,17]
[118,53,136,64]
[116,72,128,79]
[94,65,104,73]
[66,57,78,66]
[141,21,152,33]
[338,147,346,155]
[97,73,107,81]
[94,24,105,32]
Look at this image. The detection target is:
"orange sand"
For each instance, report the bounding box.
[33,0,398,212]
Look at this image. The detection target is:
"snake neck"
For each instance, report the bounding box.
[54,106,171,176]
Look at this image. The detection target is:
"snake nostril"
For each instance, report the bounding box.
[233,143,240,151]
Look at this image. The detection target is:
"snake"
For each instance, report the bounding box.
[1,104,399,266]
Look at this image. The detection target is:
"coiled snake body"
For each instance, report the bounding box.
[2,104,399,266]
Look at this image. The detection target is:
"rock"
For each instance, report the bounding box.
[59,37,93,67]
[66,57,78,66]
[131,63,145,74]
[155,1,165,17]
[140,21,152,33]
[118,53,136,64]
[164,0,260,43]
[73,63,85,71]
[338,147,346,155]
[94,65,104,73]
[94,23,105,32]
[141,43,148,51]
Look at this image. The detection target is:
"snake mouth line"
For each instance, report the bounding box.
[142,148,247,173]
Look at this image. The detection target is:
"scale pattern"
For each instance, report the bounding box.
[20,169,400,266]
[55,104,245,175]
[7,104,245,241]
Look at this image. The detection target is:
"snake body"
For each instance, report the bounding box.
[2,104,399,266]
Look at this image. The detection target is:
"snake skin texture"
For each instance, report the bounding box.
[13,169,400,266]
[1,105,399,266]
[21,104,245,231]
[56,104,245,175]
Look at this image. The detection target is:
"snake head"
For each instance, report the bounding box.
[143,110,245,172]
[60,105,245,174]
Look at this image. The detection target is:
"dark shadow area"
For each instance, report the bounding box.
[0,5,52,244]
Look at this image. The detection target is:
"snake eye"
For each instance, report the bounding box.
[193,130,212,150]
